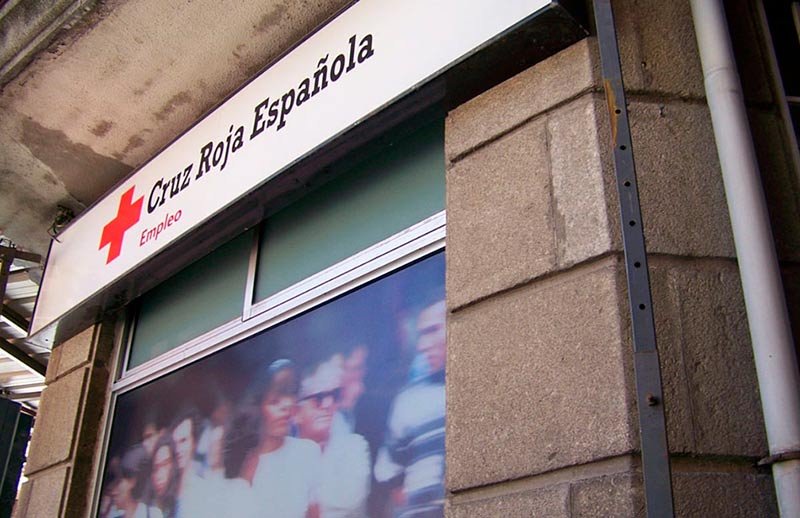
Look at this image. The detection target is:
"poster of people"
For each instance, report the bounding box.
[98,251,445,518]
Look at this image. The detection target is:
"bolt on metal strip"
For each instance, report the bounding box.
[592,1,675,516]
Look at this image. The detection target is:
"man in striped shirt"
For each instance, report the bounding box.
[375,299,446,518]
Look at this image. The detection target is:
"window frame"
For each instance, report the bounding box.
[93,190,444,518]
[113,211,445,395]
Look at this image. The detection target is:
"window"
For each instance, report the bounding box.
[97,116,446,518]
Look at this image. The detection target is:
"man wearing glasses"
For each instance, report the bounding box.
[296,358,371,518]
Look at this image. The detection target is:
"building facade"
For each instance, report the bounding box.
[10,1,800,517]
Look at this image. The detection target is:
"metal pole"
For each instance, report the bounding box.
[592,2,675,516]
[689,1,800,516]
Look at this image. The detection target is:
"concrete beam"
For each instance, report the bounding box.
[0,0,95,87]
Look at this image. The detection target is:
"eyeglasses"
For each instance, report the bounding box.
[299,387,342,405]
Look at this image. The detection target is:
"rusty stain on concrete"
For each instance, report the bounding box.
[89,120,113,137]
[133,77,155,97]
[232,43,246,60]
[605,79,618,146]
[43,171,59,186]
[254,2,289,34]
[21,118,132,204]
[122,133,145,155]
[154,91,192,121]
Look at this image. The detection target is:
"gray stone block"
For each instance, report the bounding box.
[649,257,767,456]
[447,257,636,490]
[446,118,556,309]
[25,368,88,474]
[56,325,95,378]
[446,38,598,160]
[613,0,705,98]
[11,478,31,518]
[44,344,61,385]
[447,485,570,518]
[647,262,695,454]
[570,473,644,518]
[570,468,777,517]
[673,471,777,517]
[629,100,736,258]
[66,342,114,518]
[548,94,619,268]
[18,465,70,518]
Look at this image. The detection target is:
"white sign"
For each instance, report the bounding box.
[31,0,550,335]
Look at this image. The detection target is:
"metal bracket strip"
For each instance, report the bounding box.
[592,1,675,516]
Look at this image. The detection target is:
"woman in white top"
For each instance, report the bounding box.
[239,359,321,518]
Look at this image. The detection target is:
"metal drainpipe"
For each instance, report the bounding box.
[689,1,800,515]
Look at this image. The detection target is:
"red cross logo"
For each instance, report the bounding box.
[99,186,143,264]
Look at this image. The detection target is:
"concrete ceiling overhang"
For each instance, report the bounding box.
[1,0,353,260]
[0,0,353,410]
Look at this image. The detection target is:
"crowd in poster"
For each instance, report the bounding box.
[98,252,445,518]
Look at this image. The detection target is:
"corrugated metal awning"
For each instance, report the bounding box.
[1,241,48,413]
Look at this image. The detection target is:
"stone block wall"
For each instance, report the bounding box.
[12,319,116,518]
[444,0,793,515]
